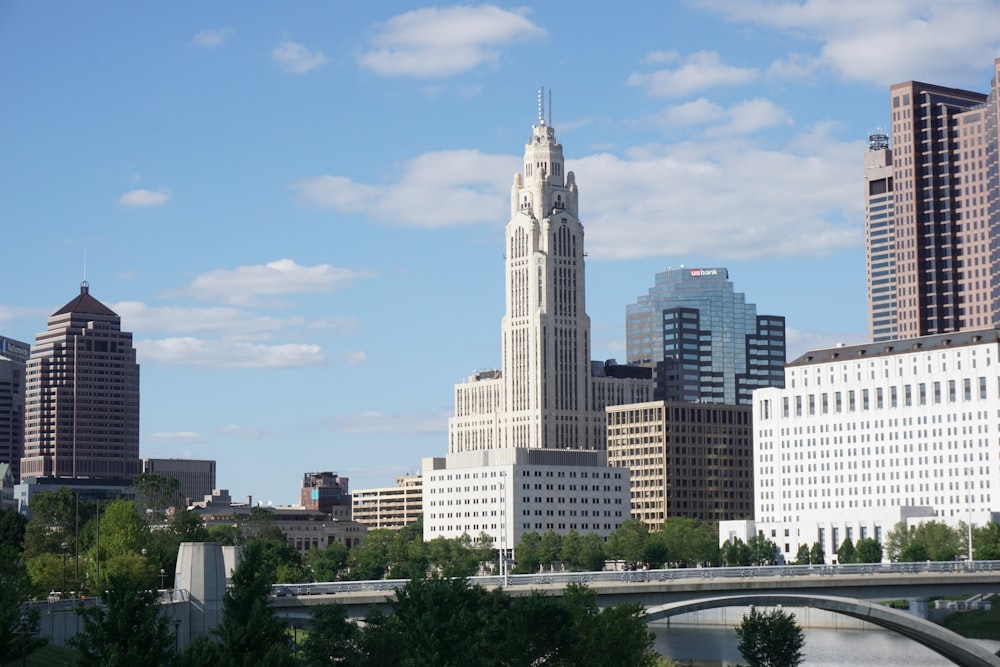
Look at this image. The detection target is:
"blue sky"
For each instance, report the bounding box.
[2,2,999,506]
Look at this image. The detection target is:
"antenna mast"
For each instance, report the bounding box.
[537,86,544,125]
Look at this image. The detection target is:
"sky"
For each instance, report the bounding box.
[2,2,999,507]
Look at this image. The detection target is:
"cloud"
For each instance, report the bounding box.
[329,410,449,435]
[118,188,170,208]
[190,28,233,48]
[0,304,50,329]
[178,259,373,306]
[138,337,326,368]
[627,50,759,97]
[271,40,328,74]
[219,424,278,440]
[147,431,207,444]
[292,150,518,227]
[655,97,790,134]
[698,0,1000,87]
[658,98,726,127]
[341,350,367,365]
[358,5,545,77]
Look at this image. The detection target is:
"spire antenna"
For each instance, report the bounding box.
[537,86,545,125]
[82,249,89,291]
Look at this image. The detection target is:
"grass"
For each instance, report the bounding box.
[25,643,75,667]
[940,596,1000,640]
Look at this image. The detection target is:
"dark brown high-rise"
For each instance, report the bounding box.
[870,59,1000,340]
[20,282,140,480]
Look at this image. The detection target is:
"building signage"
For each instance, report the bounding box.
[0,336,30,362]
[689,268,721,278]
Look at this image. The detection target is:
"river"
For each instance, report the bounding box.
[651,623,1000,666]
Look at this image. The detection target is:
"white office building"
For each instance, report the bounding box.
[739,330,1000,563]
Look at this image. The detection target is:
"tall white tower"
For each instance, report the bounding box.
[448,92,652,454]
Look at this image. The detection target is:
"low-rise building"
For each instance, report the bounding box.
[142,458,216,506]
[352,474,422,530]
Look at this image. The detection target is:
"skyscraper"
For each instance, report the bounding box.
[20,282,140,480]
[625,267,785,405]
[864,130,896,342]
[0,335,30,483]
[448,100,653,453]
[867,58,1000,340]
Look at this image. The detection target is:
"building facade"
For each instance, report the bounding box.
[865,131,897,342]
[869,59,1000,339]
[606,401,753,530]
[142,458,217,506]
[625,267,785,405]
[447,105,653,455]
[299,471,351,519]
[0,335,29,483]
[352,474,422,530]
[747,330,1000,563]
[20,283,140,480]
[423,449,630,547]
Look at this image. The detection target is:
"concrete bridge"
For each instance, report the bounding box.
[271,561,1000,666]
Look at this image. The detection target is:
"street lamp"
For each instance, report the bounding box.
[160,568,166,590]
[60,542,68,596]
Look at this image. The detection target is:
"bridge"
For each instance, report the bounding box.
[271,561,1000,666]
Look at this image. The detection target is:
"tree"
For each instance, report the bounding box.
[538,530,563,567]
[885,521,911,561]
[0,508,27,552]
[972,521,1000,560]
[513,531,542,574]
[306,542,350,582]
[558,583,658,667]
[659,517,720,566]
[578,532,606,571]
[836,537,856,564]
[746,534,777,566]
[23,488,84,559]
[735,606,805,667]
[855,537,883,563]
[606,519,649,564]
[809,541,825,565]
[70,572,175,667]
[301,603,362,666]
[793,544,810,566]
[721,538,751,566]
[214,540,293,667]
[133,473,182,525]
[0,546,46,665]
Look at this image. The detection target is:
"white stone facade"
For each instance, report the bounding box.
[749,330,1000,562]
[423,449,630,548]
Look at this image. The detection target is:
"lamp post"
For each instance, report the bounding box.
[60,542,68,596]
[160,568,166,590]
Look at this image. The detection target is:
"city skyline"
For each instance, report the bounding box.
[2,2,999,505]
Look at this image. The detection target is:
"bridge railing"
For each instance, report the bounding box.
[271,559,1000,597]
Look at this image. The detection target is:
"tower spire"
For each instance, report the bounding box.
[537,86,545,125]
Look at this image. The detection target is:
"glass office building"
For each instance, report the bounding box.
[626,267,785,405]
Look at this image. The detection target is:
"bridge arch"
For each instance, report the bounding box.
[645,594,1000,667]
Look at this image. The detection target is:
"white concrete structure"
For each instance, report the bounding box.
[744,330,1000,563]
[423,450,630,547]
[427,95,651,549]
[448,100,652,454]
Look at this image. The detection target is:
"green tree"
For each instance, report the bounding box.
[578,532,607,571]
[514,531,542,574]
[133,473,182,525]
[23,488,86,559]
[735,606,805,667]
[70,573,175,667]
[642,530,671,568]
[214,540,293,666]
[0,508,27,552]
[208,523,243,546]
[606,519,649,564]
[836,537,856,564]
[558,583,658,667]
[0,546,46,665]
[914,521,963,561]
[659,517,720,566]
[538,530,563,567]
[560,529,583,569]
[884,521,910,561]
[809,541,825,565]
[721,538,751,566]
[972,521,1000,560]
[306,542,350,582]
[301,603,362,666]
[855,537,883,563]
[793,544,810,565]
[747,534,777,565]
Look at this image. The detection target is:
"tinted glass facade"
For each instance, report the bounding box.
[626,267,785,405]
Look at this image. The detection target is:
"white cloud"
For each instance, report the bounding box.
[292,150,518,227]
[148,431,207,444]
[786,327,867,361]
[329,410,448,435]
[712,98,793,135]
[699,0,1000,87]
[358,5,545,78]
[138,337,326,368]
[627,50,759,97]
[190,28,233,48]
[219,424,277,440]
[341,350,367,365]
[271,40,328,74]
[579,126,862,260]
[658,98,726,127]
[113,301,333,339]
[0,304,50,329]
[118,188,170,208]
[179,259,373,306]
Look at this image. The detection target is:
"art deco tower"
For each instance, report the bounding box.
[20,282,140,480]
[448,95,652,453]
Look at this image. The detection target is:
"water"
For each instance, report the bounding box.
[651,624,1000,666]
